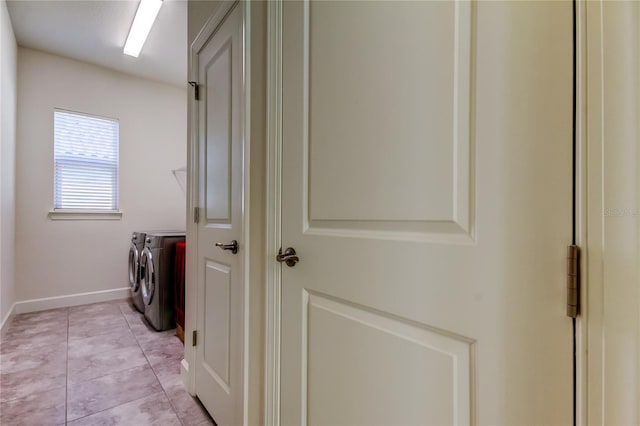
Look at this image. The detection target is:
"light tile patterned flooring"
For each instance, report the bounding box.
[0,300,215,426]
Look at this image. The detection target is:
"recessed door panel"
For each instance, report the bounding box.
[306,1,471,236]
[205,41,232,223]
[305,292,471,426]
[204,260,231,391]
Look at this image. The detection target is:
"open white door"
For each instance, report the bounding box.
[277,1,573,424]
[193,3,244,426]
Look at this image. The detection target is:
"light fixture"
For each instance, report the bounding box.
[123,0,163,58]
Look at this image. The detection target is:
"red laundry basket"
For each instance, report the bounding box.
[174,242,186,332]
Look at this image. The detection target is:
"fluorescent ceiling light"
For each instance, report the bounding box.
[123,0,163,58]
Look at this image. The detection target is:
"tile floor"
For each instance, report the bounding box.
[0,299,215,426]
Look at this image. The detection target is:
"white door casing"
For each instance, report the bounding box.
[193,3,245,425]
[583,1,640,424]
[272,1,574,424]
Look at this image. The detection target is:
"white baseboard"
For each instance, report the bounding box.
[1,302,17,340]
[14,287,130,315]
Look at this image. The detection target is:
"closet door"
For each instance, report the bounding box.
[194,4,244,426]
[278,1,574,424]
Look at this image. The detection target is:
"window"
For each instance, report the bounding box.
[53,110,119,212]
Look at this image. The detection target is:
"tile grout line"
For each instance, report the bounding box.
[66,391,167,424]
[119,303,187,426]
[127,310,186,426]
[65,327,149,385]
[66,302,165,424]
[0,312,69,413]
[66,302,140,424]
[65,363,162,424]
[5,302,197,425]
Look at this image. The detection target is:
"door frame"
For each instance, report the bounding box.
[185,0,253,421]
[576,1,587,424]
[264,1,283,424]
[263,1,595,424]
[580,0,640,424]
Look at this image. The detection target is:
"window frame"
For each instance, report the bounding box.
[49,109,123,220]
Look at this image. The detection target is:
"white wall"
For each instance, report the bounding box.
[0,0,17,327]
[15,48,186,302]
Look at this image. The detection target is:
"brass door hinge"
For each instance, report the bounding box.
[192,330,197,347]
[194,207,200,223]
[566,245,580,318]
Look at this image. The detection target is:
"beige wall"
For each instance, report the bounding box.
[15,48,187,301]
[0,0,17,327]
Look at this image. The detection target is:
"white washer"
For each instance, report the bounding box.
[140,232,185,331]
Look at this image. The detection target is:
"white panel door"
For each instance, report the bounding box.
[280,1,573,424]
[195,4,244,426]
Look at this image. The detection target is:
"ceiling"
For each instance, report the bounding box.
[7,0,187,87]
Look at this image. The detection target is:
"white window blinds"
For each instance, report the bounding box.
[54,110,119,210]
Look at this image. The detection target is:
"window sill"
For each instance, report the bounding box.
[48,210,123,221]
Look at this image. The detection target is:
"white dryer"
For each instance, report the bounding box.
[128,231,147,313]
[140,232,185,331]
